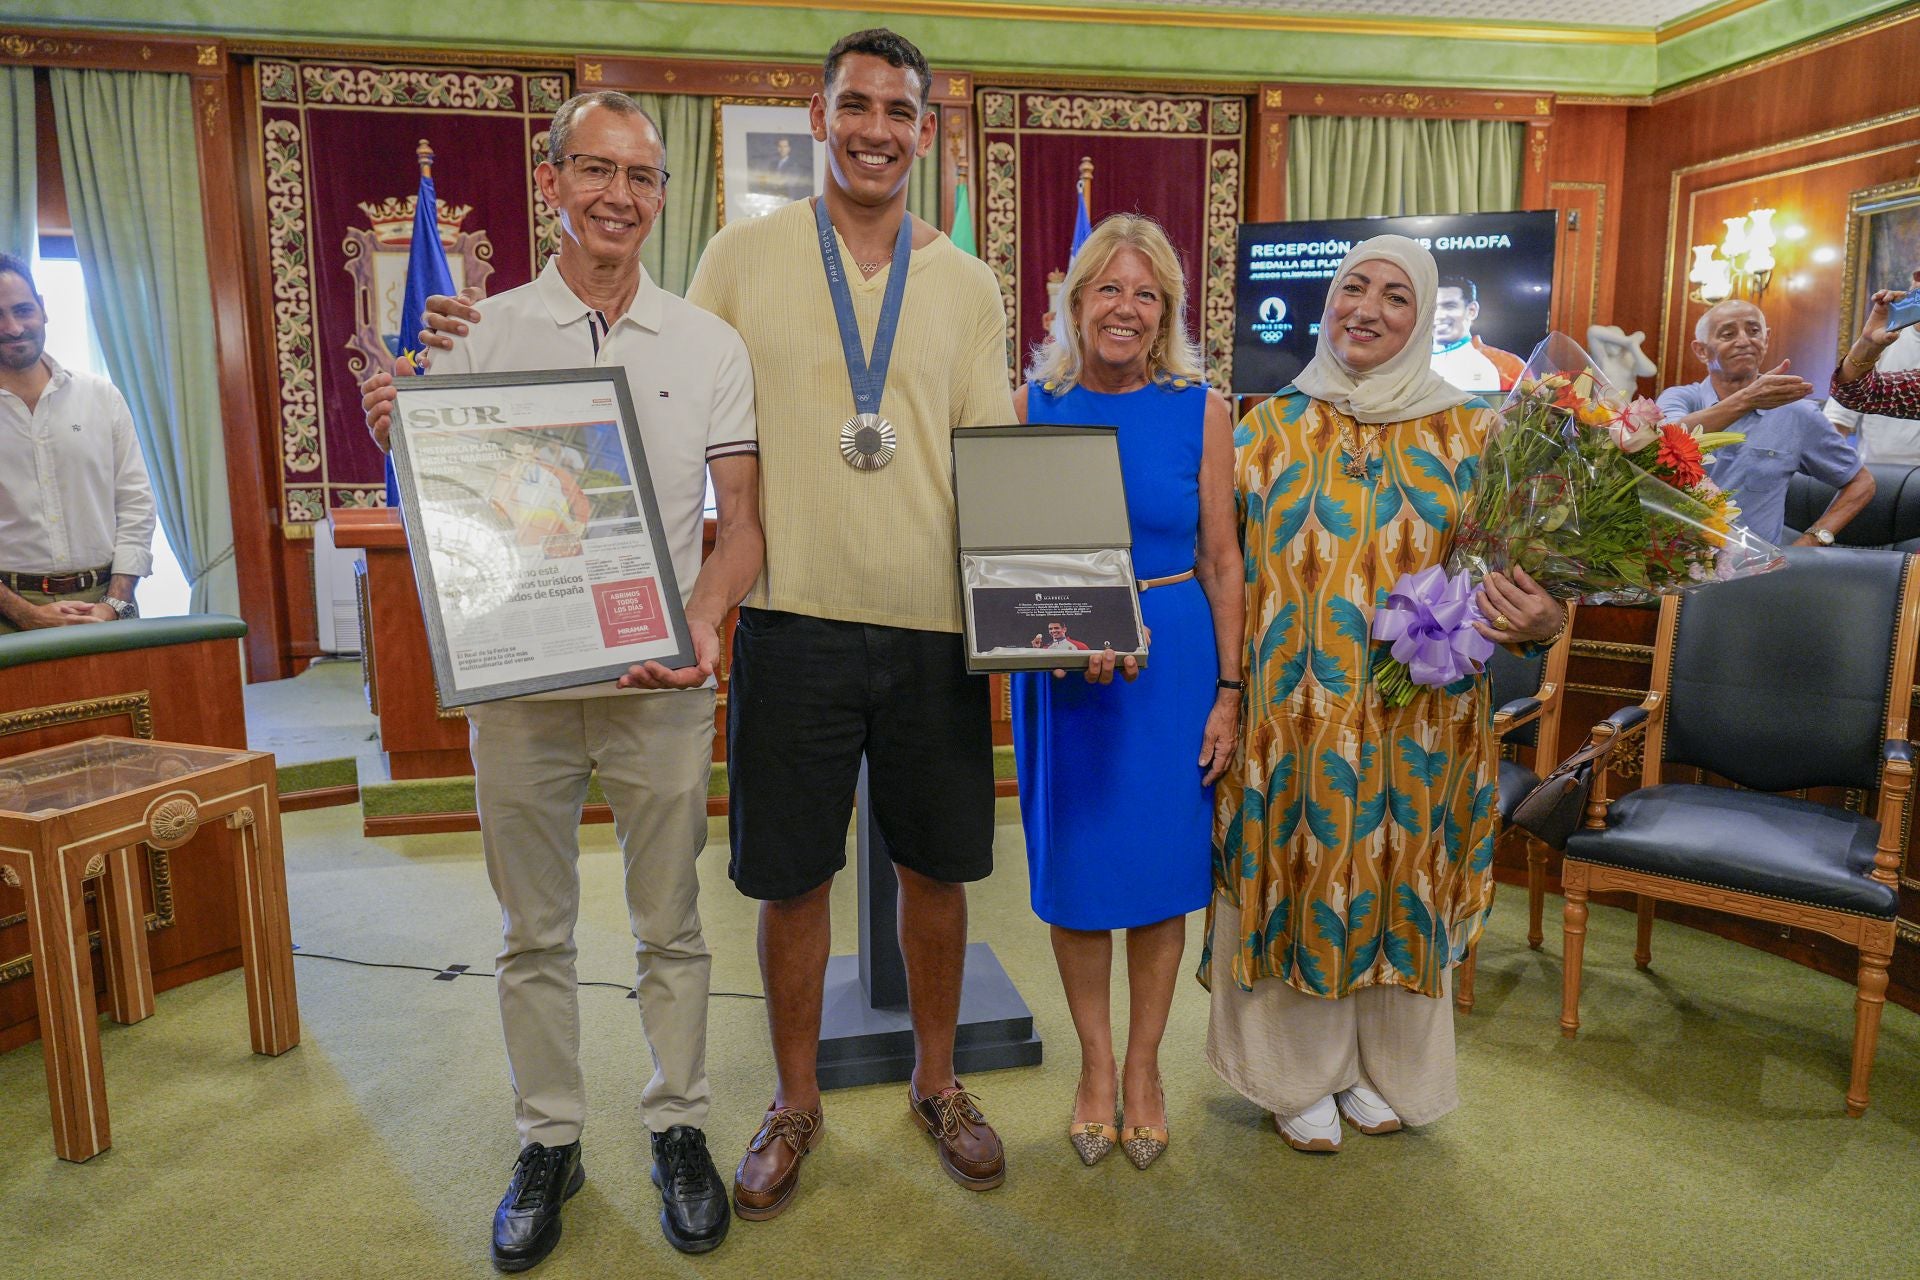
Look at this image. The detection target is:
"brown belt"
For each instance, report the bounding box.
[0,566,111,594]
[1137,568,1195,592]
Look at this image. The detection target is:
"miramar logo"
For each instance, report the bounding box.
[1253,296,1292,344]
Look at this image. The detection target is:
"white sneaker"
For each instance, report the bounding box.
[1274,1095,1341,1153]
[1335,1084,1403,1135]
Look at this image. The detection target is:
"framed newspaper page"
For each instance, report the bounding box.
[389,367,694,705]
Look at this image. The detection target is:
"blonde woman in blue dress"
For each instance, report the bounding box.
[1012,214,1243,1168]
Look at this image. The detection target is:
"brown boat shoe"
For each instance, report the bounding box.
[908,1082,1006,1191]
[732,1103,823,1221]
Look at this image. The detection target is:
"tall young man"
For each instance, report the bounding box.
[685,29,1017,1217]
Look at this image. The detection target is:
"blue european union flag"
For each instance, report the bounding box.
[1069,181,1092,264]
[385,171,457,507]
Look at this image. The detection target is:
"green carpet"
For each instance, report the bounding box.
[2,804,1915,1279]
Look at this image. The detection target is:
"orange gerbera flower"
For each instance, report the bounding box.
[1656,423,1705,488]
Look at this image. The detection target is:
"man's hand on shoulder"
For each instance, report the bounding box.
[422,286,484,353]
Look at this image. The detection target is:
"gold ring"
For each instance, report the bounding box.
[1493,612,1512,631]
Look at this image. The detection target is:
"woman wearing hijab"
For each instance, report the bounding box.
[1201,236,1564,1152]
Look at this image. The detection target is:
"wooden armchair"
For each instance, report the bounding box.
[1558,548,1919,1117]
[1455,605,1576,1014]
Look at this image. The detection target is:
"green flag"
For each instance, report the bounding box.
[949,179,976,257]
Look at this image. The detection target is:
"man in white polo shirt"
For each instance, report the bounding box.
[363,92,760,1270]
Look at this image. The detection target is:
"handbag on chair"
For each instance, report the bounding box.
[1510,736,1611,850]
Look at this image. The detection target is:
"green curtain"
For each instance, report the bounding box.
[1,67,33,259]
[635,93,717,298]
[908,115,941,230]
[52,68,237,616]
[1287,115,1523,219]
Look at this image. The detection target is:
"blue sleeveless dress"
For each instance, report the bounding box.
[1014,380,1217,930]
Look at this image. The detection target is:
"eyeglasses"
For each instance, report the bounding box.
[560,153,670,197]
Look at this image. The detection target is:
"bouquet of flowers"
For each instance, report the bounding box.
[1447,333,1784,605]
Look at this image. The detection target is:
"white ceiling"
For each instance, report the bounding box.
[1102,0,1713,27]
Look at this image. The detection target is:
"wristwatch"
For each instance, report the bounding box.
[1812,528,1836,546]
[103,596,137,619]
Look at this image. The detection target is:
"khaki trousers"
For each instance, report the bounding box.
[1205,892,1460,1126]
[0,582,107,634]
[468,688,716,1146]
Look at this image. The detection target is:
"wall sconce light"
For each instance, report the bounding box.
[1688,206,1777,305]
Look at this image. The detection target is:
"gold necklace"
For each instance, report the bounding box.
[1337,417,1390,483]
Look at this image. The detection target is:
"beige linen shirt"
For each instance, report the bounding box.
[688,197,1014,633]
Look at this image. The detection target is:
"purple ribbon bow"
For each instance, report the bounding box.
[1371,566,1497,687]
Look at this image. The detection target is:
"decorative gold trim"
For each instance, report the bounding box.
[1655,0,1770,43]
[1551,180,1610,330]
[1659,110,1920,377]
[0,691,154,742]
[144,794,202,851]
[1566,682,1650,701]
[980,70,1258,95]
[227,38,571,69]
[1839,176,1920,362]
[631,0,1657,45]
[1898,916,1920,946]
[0,863,16,888]
[0,850,176,984]
[225,806,256,830]
[1651,7,1918,103]
[711,95,809,230]
[1569,640,1653,664]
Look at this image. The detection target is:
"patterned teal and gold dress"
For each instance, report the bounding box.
[1200,387,1502,1004]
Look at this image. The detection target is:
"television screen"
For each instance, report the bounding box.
[1231,210,1559,397]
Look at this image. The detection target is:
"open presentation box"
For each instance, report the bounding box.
[953,424,1147,674]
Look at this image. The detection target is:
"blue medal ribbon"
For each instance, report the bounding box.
[815,196,913,418]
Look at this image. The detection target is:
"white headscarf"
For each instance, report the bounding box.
[1291,234,1473,425]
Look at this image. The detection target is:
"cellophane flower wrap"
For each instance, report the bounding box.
[1447,333,1784,605]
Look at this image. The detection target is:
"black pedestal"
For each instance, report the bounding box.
[815,761,1042,1090]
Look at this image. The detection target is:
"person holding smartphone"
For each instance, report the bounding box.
[1830,271,1920,424]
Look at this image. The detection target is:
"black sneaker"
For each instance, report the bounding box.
[650,1125,730,1254]
[491,1141,585,1273]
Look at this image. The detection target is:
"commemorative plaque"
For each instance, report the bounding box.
[388,367,694,705]
[953,425,1147,674]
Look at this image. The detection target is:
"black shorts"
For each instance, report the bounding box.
[726,608,995,901]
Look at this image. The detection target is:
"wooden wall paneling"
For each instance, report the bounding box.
[1544,105,1629,341]
[1614,10,1920,375]
[1654,119,1920,392]
[196,58,292,682]
[1251,87,1286,222]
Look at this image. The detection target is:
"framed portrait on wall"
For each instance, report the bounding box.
[717,100,826,226]
[1840,177,1920,359]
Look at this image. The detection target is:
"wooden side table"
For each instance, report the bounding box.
[0,736,299,1162]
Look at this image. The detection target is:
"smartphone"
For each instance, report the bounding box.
[1889,291,1920,333]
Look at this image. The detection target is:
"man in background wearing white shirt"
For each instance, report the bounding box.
[0,252,155,633]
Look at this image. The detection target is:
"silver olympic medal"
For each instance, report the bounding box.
[839,413,897,471]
